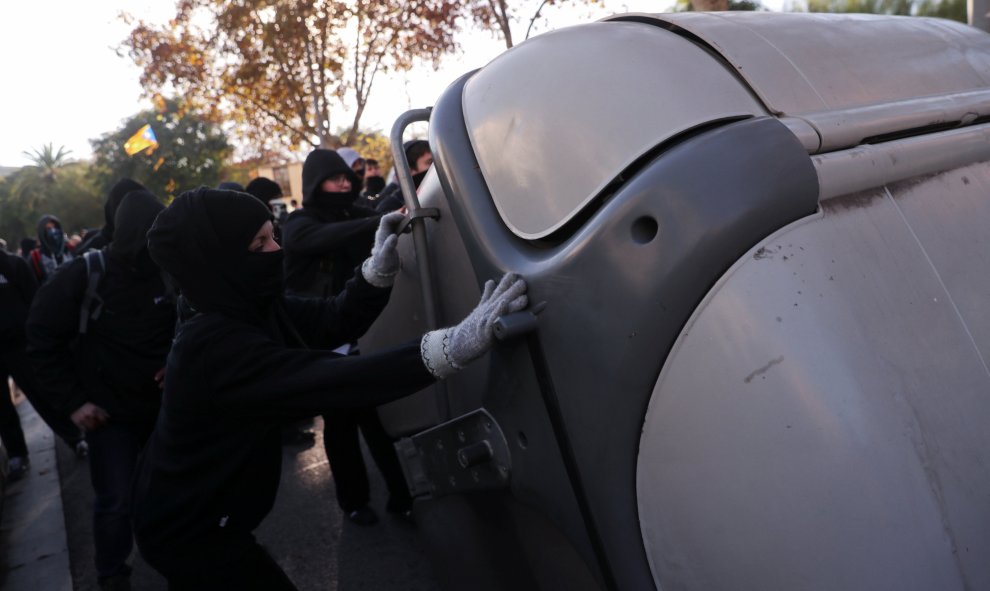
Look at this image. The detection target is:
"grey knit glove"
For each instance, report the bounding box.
[420,273,528,379]
[361,212,406,287]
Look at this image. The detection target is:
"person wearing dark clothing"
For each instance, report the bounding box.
[0,249,86,462]
[75,178,146,256]
[283,149,382,297]
[19,237,36,259]
[372,139,433,213]
[282,148,413,525]
[246,176,288,228]
[0,250,35,479]
[27,190,175,591]
[131,188,526,589]
[29,214,72,283]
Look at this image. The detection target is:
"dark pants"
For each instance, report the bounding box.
[141,532,298,591]
[322,406,411,513]
[87,420,155,580]
[0,346,83,451]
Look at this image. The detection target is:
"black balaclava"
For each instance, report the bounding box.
[301,149,360,211]
[103,178,146,242]
[365,175,386,196]
[36,214,65,257]
[148,187,280,322]
[109,190,164,277]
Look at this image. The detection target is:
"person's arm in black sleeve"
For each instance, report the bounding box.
[204,324,434,420]
[283,266,391,349]
[280,211,381,256]
[24,261,90,417]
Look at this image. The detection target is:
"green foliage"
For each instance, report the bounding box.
[0,161,103,243]
[915,0,966,20]
[805,0,965,20]
[90,98,231,202]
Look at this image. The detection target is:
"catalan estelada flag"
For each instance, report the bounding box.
[124,124,159,156]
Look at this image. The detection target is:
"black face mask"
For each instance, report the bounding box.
[236,250,284,310]
[365,176,386,195]
[412,170,428,189]
[46,227,65,253]
[314,190,356,208]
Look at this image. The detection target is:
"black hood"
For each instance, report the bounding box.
[147,187,274,320]
[103,178,146,242]
[109,190,164,274]
[36,214,64,256]
[301,149,360,207]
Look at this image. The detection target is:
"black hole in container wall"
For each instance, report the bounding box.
[518,431,528,449]
[631,216,659,244]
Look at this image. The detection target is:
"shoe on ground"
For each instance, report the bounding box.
[8,456,29,481]
[346,506,379,526]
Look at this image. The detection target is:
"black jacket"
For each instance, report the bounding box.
[131,271,434,551]
[282,148,382,297]
[0,250,38,348]
[26,191,173,421]
[281,206,380,297]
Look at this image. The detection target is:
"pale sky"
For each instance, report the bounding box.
[0,0,785,168]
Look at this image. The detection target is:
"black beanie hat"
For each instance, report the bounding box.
[245,177,284,203]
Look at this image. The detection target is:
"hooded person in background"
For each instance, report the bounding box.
[27,190,175,591]
[29,214,72,283]
[132,188,526,589]
[282,148,413,525]
[337,147,366,185]
[75,178,146,256]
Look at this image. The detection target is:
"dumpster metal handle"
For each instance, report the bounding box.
[390,108,451,420]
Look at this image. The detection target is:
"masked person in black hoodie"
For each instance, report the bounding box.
[75,178,146,256]
[27,190,174,591]
[282,148,414,526]
[28,214,73,283]
[131,188,526,589]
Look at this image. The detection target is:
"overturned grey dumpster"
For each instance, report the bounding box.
[360,12,990,591]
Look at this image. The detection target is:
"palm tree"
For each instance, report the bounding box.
[22,143,73,183]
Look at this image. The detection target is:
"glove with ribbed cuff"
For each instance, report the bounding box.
[361,211,406,287]
[420,273,528,379]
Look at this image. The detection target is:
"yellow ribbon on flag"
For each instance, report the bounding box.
[124,124,159,156]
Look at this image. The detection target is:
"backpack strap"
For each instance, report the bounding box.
[79,250,106,334]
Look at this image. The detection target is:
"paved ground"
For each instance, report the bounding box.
[3,395,442,591]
